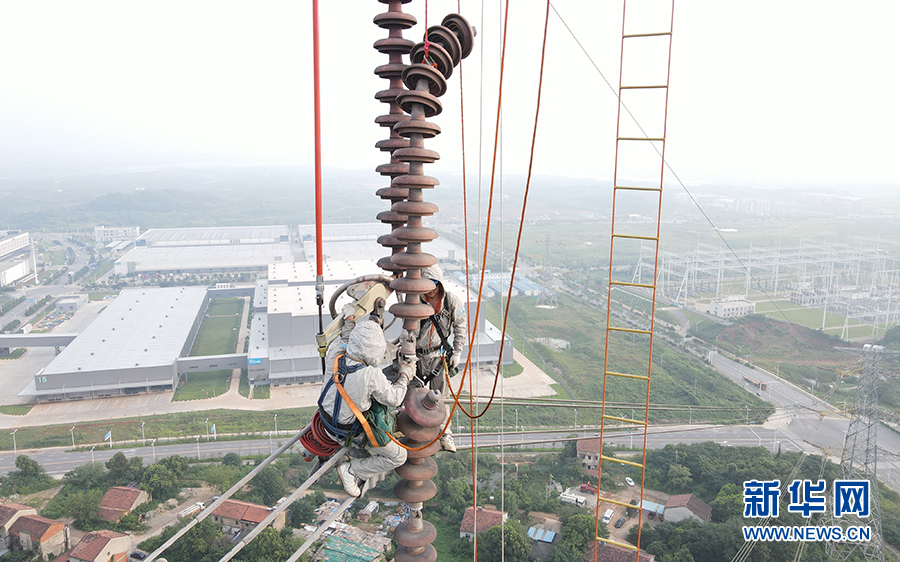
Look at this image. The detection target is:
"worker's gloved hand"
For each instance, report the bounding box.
[397,353,417,385]
[448,353,460,369]
[340,303,357,340]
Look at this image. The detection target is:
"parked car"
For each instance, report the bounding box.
[614,517,626,528]
[625,477,635,487]
[131,552,148,560]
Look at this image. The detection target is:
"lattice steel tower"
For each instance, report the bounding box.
[829,343,886,562]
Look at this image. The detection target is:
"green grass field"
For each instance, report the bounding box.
[207,298,243,317]
[89,291,120,301]
[753,300,796,313]
[190,316,240,356]
[173,370,232,401]
[0,407,316,451]
[0,349,26,360]
[758,306,846,330]
[252,385,270,399]
[0,404,33,415]
[81,260,113,284]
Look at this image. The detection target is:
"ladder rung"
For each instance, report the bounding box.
[605,370,649,381]
[614,185,661,192]
[621,85,667,90]
[599,497,641,510]
[601,455,644,469]
[612,234,658,241]
[607,327,652,335]
[610,280,655,289]
[624,32,671,38]
[618,137,665,142]
[597,537,638,551]
[603,414,647,426]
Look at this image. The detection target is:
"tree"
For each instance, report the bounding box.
[445,478,472,511]
[710,483,744,522]
[142,464,178,499]
[477,524,531,562]
[289,495,318,528]
[222,452,243,467]
[667,463,693,490]
[237,527,293,562]
[550,542,583,562]
[64,462,107,490]
[250,466,287,506]
[106,452,143,485]
[561,514,599,551]
[14,455,44,479]
[159,455,191,478]
[65,489,103,528]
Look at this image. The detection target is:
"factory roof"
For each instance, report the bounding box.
[139,225,290,243]
[42,287,208,375]
[296,222,465,262]
[116,244,293,272]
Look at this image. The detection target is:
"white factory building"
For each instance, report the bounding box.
[247,225,512,386]
[0,231,33,287]
[20,287,246,401]
[113,226,295,276]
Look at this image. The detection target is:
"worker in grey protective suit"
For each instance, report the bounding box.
[319,319,415,497]
[415,264,467,453]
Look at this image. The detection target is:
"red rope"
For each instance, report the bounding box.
[451,0,550,420]
[299,411,341,458]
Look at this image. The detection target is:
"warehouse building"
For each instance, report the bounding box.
[247,226,512,387]
[94,226,140,243]
[114,226,295,276]
[0,231,33,287]
[23,287,210,401]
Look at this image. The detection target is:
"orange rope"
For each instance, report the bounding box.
[451,0,550,420]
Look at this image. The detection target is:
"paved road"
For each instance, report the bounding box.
[0,425,807,479]
[709,351,900,491]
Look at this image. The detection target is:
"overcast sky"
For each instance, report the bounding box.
[0,1,896,187]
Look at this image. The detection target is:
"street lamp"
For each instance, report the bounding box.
[140,422,145,445]
[196,435,201,459]
[90,446,95,464]
[11,429,17,455]
[205,418,210,441]
[151,439,157,461]
[274,414,278,438]
[515,409,518,433]
[573,409,577,431]
[748,426,761,447]
[714,427,717,444]
[70,426,76,448]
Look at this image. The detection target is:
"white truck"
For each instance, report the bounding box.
[559,492,587,507]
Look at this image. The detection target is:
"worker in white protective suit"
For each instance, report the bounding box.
[318,318,415,497]
[415,264,467,453]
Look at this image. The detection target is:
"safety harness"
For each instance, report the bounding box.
[317,354,388,448]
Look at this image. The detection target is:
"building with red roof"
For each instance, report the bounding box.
[0,502,37,550]
[98,486,149,522]
[66,529,130,562]
[459,506,508,541]
[210,499,285,534]
[8,514,69,561]
[664,494,712,523]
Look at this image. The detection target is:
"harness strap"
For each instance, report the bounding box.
[330,355,381,448]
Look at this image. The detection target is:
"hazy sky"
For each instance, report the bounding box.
[0,1,896,186]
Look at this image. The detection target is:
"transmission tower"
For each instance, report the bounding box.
[829,343,886,562]
[536,236,558,309]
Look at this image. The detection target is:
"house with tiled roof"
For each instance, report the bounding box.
[0,502,37,549]
[8,514,69,561]
[585,542,655,562]
[459,506,508,541]
[664,494,712,523]
[98,486,149,522]
[576,438,601,476]
[66,529,131,562]
[210,499,285,534]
